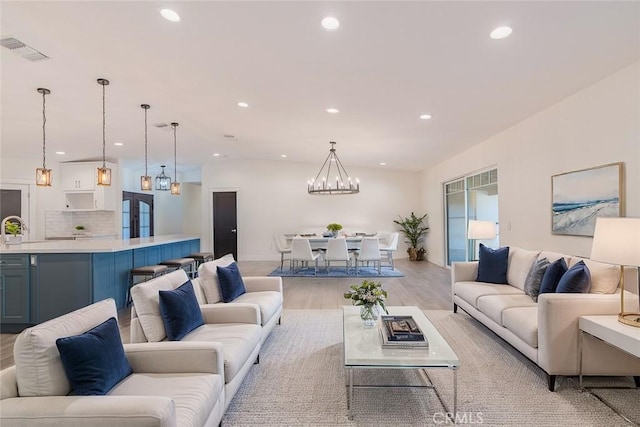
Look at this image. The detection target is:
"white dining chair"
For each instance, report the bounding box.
[325,237,353,274]
[273,234,292,270]
[379,232,399,269]
[291,237,322,275]
[356,237,382,275]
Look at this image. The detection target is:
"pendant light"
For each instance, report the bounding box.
[155,165,171,190]
[35,87,52,186]
[96,78,111,186]
[307,141,359,195]
[140,104,152,191]
[170,122,181,195]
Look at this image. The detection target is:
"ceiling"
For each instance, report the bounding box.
[1,1,639,174]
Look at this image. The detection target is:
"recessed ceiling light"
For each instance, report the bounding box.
[55,151,65,155]
[160,9,180,22]
[213,153,220,157]
[114,142,124,146]
[490,26,512,40]
[379,162,386,166]
[326,108,340,114]
[237,102,249,108]
[321,16,340,31]
[280,154,288,158]
[420,114,432,120]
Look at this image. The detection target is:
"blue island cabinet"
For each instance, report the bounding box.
[92,251,133,309]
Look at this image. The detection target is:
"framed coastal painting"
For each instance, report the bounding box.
[551,162,623,236]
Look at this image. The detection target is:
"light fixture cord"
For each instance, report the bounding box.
[173,124,177,181]
[102,82,106,168]
[144,108,148,176]
[42,90,47,168]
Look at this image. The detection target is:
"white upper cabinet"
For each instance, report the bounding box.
[60,162,100,191]
[59,162,117,211]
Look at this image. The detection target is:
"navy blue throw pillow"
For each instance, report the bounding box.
[539,258,568,295]
[556,261,591,293]
[476,244,509,284]
[55,317,132,396]
[217,262,246,303]
[159,280,204,341]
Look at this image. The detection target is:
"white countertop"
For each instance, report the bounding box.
[0,234,200,254]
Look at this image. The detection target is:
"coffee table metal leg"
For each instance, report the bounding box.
[348,369,354,420]
[453,366,458,421]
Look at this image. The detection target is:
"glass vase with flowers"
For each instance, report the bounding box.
[344,280,389,328]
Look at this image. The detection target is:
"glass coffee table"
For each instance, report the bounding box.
[343,305,459,421]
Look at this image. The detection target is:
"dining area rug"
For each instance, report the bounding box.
[268,266,404,278]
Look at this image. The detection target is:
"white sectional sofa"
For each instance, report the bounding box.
[452,247,640,390]
[1,299,225,427]
[130,259,283,411]
[194,254,283,341]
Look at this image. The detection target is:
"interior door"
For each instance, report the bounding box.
[213,192,237,259]
[122,192,154,239]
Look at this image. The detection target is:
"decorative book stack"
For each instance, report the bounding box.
[379,315,429,348]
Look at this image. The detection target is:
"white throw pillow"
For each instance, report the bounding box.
[507,248,541,290]
[130,269,190,342]
[13,299,117,397]
[198,254,235,304]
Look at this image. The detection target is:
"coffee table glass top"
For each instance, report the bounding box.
[343,305,459,368]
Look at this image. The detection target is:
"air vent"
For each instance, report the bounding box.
[0,37,49,61]
[223,134,237,140]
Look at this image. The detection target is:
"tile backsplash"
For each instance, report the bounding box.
[45,211,116,238]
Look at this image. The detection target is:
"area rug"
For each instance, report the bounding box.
[222,309,638,426]
[268,266,404,278]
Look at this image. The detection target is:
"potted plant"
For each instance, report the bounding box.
[393,212,429,261]
[4,221,22,245]
[326,223,343,237]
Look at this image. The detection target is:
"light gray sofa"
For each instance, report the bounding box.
[452,247,640,390]
[129,269,264,411]
[130,259,283,410]
[1,299,225,427]
[194,254,283,341]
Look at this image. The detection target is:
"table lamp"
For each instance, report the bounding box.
[468,220,497,260]
[590,217,640,327]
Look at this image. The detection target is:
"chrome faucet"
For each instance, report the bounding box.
[1,216,28,244]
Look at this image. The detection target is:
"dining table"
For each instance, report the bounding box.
[285,235,378,251]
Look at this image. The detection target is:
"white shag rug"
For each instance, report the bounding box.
[222,309,639,426]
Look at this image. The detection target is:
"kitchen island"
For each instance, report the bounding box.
[0,235,200,332]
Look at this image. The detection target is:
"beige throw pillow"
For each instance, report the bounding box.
[197,253,236,303]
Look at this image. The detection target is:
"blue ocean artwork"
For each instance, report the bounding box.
[552,198,619,214]
[552,198,619,236]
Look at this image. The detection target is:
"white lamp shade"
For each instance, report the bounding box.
[468,220,497,240]
[590,217,640,267]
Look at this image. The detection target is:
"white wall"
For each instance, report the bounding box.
[201,159,421,261]
[121,169,201,236]
[422,62,640,266]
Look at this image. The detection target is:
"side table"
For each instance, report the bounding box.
[579,315,640,426]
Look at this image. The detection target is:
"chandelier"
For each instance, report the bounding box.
[307,141,359,195]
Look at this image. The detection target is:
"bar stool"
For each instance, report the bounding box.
[189,252,214,270]
[160,257,197,279]
[128,264,169,305]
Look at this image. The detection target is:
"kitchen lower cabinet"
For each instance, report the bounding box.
[0,254,30,332]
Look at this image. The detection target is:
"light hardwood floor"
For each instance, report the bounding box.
[0,258,452,369]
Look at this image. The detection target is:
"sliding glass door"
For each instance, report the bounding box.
[445,168,499,265]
